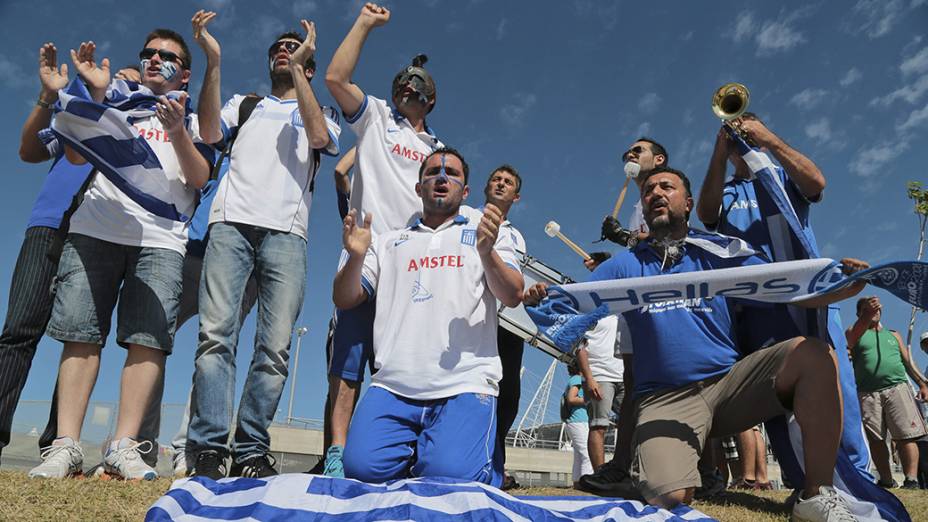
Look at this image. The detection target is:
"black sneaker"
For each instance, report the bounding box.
[501,473,520,491]
[694,469,726,500]
[877,478,898,489]
[193,451,227,480]
[577,464,642,500]
[230,454,278,478]
[902,479,919,489]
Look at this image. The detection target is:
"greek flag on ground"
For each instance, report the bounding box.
[48,77,213,222]
[146,474,717,522]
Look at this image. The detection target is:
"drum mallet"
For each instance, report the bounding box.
[611,162,641,219]
[545,221,591,260]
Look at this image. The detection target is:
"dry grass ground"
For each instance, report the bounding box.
[0,471,926,521]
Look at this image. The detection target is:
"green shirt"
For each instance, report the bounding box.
[851,328,908,394]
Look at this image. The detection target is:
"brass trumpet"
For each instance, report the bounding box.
[712,82,754,145]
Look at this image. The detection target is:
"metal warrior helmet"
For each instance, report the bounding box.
[391,54,436,113]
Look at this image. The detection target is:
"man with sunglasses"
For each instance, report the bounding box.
[28,27,213,480]
[187,19,339,480]
[601,137,669,248]
[321,1,443,477]
[333,148,523,486]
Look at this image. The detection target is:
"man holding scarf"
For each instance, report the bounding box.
[526,166,870,520]
[29,28,212,480]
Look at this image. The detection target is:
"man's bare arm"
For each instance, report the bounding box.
[325,3,389,117]
[192,10,223,144]
[740,119,825,199]
[696,128,731,227]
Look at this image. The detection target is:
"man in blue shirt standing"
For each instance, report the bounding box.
[695,113,873,485]
[527,166,869,521]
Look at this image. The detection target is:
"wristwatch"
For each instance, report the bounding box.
[36,98,53,109]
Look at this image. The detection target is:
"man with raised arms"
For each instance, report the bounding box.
[322,1,443,477]
[333,148,523,485]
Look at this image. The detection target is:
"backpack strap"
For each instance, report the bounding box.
[208,95,262,181]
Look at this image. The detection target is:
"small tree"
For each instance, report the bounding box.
[906,181,928,347]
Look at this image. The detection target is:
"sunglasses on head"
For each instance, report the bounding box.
[622,145,647,163]
[139,48,185,67]
[268,40,300,57]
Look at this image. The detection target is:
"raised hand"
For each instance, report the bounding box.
[522,282,549,307]
[839,257,870,276]
[477,203,503,256]
[343,209,373,258]
[192,10,220,62]
[70,41,110,98]
[155,92,189,137]
[738,118,778,149]
[38,43,69,98]
[289,19,316,69]
[358,2,390,27]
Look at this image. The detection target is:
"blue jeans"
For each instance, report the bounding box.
[188,223,306,462]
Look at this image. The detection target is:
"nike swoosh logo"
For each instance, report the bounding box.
[387,128,400,133]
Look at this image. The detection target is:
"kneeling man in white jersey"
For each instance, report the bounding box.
[333,147,523,486]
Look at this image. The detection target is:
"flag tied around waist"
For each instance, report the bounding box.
[48,78,213,222]
[146,474,717,522]
[527,258,928,354]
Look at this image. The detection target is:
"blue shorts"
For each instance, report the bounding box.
[343,386,501,487]
[46,234,183,353]
[326,298,375,382]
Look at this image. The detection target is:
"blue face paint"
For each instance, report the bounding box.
[423,154,465,188]
[141,59,179,82]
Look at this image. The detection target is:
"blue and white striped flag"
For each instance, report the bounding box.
[48,78,214,222]
[146,474,717,521]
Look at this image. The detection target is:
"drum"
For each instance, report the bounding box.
[498,251,575,362]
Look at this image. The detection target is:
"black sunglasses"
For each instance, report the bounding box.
[268,40,300,57]
[622,145,646,163]
[139,48,185,67]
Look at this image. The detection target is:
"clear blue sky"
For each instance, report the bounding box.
[0,0,926,430]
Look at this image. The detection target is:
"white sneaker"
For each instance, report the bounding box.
[28,437,84,479]
[172,449,189,478]
[103,437,158,481]
[792,486,858,522]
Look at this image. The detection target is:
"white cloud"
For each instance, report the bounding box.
[0,55,30,89]
[848,139,910,177]
[898,102,928,132]
[500,93,537,127]
[755,19,806,55]
[496,18,507,41]
[804,117,833,143]
[638,92,661,114]
[635,122,651,137]
[901,47,928,76]
[203,0,233,8]
[292,0,318,18]
[839,67,862,86]
[732,11,755,43]
[852,0,905,38]
[870,74,928,106]
[789,88,829,110]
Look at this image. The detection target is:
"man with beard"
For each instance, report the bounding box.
[188,20,339,479]
[527,166,870,521]
[333,148,523,485]
[321,1,443,477]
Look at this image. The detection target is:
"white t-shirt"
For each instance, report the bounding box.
[70,114,202,255]
[346,95,443,235]
[360,206,521,400]
[502,220,526,254]
[583,315,624,382]
[628,200,648,234]
[209,95,341,240]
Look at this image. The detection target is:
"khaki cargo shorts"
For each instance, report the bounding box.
[859,381,928,441]
[631,339,793,498]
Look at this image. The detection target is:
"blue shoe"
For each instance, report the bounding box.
[323,445,345,478]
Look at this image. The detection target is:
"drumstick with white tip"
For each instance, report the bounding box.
[611,162,641,219]
[545,221,591,260]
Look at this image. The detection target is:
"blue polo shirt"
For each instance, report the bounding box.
[27,155,93,230]
[589,229,767,397]
[708,167,821,348]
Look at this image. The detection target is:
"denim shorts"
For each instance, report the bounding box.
[46,234,184,353]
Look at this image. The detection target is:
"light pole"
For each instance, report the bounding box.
[287,326,308,424]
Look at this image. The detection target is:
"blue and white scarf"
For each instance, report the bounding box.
[146,474,716,522]
[47,78,212,222]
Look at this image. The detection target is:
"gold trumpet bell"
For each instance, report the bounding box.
[712,82,750,121]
